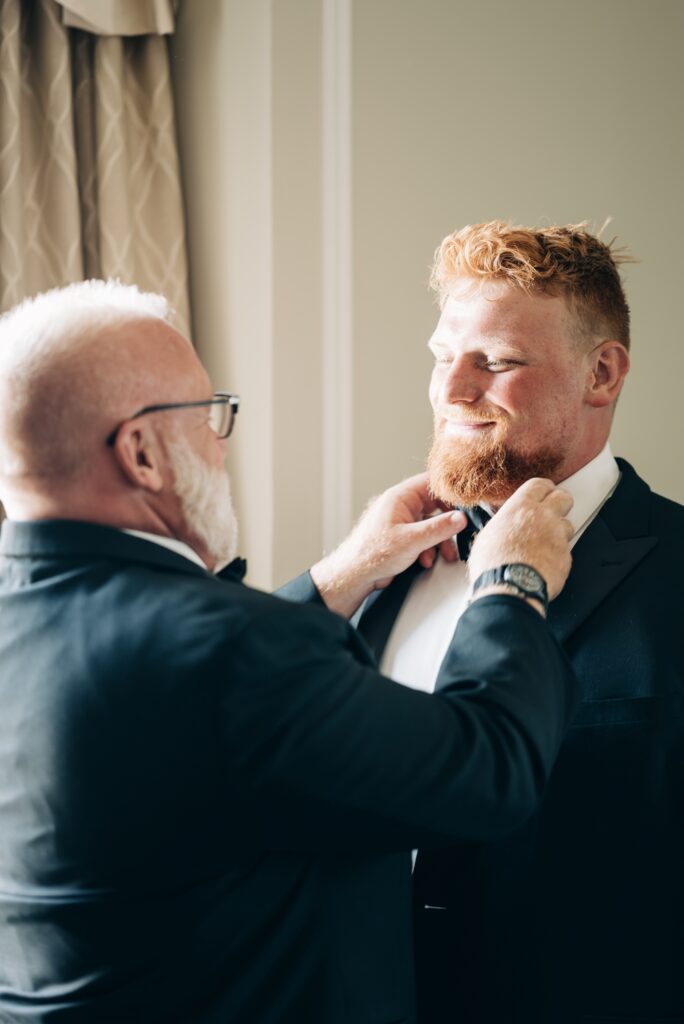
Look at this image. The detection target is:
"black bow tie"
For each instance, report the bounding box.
[216,556,247,582]
[455,506,492,561]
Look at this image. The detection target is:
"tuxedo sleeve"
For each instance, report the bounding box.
[217,591,579,854]
[274,570,325,607]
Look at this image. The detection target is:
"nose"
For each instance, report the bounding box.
[434,354,483,406]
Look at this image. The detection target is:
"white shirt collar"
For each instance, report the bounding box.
[122,529,210,571]
[557,442,620,539]
[482,443,619,542]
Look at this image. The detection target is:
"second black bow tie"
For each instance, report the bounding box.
[217,556,248,582]
[455,506,492,561]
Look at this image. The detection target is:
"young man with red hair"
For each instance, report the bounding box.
[358,221,684,1024]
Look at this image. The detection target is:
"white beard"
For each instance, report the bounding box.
[168,438,239,570]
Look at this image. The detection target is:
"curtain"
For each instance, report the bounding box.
[0,0,190,335]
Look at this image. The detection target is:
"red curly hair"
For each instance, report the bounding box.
[430,220,632,349]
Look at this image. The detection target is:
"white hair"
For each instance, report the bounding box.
[0,280,174,479]
[0,279,172,368]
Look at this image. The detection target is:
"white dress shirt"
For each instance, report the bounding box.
[380,444,620,693]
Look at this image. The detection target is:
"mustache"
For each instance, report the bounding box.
[434,406,505,426]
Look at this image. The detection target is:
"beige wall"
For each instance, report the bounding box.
[172,0,684,587]
[171,0,275,587]
[171,0,325,588]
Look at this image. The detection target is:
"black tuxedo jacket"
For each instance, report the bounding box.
[0,519,577,1023]
[357,459,684,1024]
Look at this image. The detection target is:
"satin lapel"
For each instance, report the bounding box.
[548,520,656,645]
[548,460,657,645]
[356,561,424,662]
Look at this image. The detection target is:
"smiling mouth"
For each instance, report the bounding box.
[441,420,496,433]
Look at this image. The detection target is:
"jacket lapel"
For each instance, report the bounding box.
[547,519,655,644]
[548,458,656,644]
[356,560,424,662]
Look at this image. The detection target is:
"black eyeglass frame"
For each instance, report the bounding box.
[106,392,239,446]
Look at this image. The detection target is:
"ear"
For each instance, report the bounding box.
[112,424,165,492]
[584,341,630,409]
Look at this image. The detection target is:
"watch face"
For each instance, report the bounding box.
[504,564,544,592]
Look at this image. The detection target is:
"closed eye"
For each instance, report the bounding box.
[483,359,524,371]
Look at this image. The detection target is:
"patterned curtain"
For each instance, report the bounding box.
[0,0,190,335]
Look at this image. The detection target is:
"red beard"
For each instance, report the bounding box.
[427,428,564,507]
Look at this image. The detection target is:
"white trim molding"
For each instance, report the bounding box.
[322,0,353,551]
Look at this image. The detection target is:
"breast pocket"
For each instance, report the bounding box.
[571,695,657,728]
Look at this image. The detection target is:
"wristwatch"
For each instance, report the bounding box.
[471,563,549,614]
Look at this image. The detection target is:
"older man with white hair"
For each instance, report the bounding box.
[0,281,577,1024]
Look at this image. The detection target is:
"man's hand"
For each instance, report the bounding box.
[468,478,574,607]
[311,473,467,618]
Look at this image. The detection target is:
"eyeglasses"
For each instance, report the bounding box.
[106,392,239,446]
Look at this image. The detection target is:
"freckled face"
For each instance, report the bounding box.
[427,281,591,505]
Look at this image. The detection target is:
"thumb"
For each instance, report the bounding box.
[407,509,466,549]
